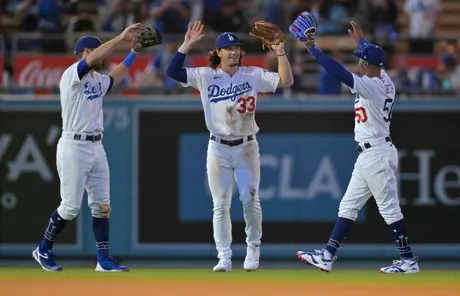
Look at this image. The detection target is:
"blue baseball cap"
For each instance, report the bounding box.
[74,36,102,55]
[353,44,386,67]
[215,32,243,49]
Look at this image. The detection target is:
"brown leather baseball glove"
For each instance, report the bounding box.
[249,21,286,50]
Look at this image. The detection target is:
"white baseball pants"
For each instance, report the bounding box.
[56,133,110,221]
[339,139,404,225]
[206,138,262,259]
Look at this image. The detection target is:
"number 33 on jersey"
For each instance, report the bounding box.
[180,67,280,136]
[350,70,395,143]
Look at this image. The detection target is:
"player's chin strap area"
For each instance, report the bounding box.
[210,134,255,147]
[357,136,392,153]
[61,131,103,142]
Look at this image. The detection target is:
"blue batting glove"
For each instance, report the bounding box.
[289,11,319,43]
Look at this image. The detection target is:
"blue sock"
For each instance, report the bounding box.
[324,217,354,256]
[39,210,67,252]
[389,219,413,259]
[93,217,110,259]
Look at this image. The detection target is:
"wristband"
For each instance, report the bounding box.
[277,53,286,56]
[122,52,136,68]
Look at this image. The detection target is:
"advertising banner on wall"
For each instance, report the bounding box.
[137,110,460,245]
[13,54,266,88]
[0,110,79,247]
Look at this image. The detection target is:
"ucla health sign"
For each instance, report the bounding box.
[179,133,359,222]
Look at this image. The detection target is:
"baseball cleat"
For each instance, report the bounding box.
[297,249,336,272]
[32,245,63,272]
[95,256,129,272]
[379,256,420,274]
[213,258,232,272]
[244,245,260,271]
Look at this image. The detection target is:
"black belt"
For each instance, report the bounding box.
[210,135,254,147]
[73,133,102,142]
[357,136,391,153]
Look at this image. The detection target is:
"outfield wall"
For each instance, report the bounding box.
[1,97,459,259]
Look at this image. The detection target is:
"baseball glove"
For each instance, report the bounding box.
[249,21,286,50]
[132,25,163,52]
[289,11,319,43]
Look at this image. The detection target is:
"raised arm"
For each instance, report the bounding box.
[86,23,143,68]
[348,21,369,50]
[166,20,205,83]
[306,44,354,88]
[289,12,354,88]
[270,42,294,88]
[108,25,163,87]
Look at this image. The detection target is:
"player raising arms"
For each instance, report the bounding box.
[32,24,162,272]
[289,14,420,274]
[166,21,294,272]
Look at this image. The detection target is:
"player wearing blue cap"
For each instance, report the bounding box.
[289,16,420,274]
[32,23,160,272]
[166,21,294,272]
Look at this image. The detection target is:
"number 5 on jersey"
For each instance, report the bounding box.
[383,98,394,122]
[237,96,256,113]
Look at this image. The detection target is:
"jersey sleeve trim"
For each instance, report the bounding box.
[76,59,92,81]
[107,76,114,93]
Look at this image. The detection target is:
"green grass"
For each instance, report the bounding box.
[0,268,458,285]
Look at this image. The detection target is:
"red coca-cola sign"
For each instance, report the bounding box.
[14,54,267,87]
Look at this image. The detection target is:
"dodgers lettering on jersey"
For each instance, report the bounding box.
[59,61,112,134]
[181,66,280,138]
[350,70,395,143]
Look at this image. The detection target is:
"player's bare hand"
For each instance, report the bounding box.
[184,21,205,46]
[271,42,285,55]
[303,36,316,50]
[120,23,143,42]
[348,21,365,43]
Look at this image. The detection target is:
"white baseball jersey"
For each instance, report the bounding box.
[59,60,113,134]
[181,66,280,139]
[349,69,395,143]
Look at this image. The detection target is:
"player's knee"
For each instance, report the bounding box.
[379,207,404,225]
[91,203,111,218]
[213,196,231,213]
[239,187,258,208]
[338,201,359,221]
[57,204,80,220]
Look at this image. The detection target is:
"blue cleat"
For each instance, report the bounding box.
[95,256,129,272]
[32,245,63,272]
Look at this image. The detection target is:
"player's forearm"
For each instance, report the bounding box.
[166,51,187,83]
[308,45,354,88]
[108,51,137,87]
[276,54,294,88]
[358,38,369,50]
[86,35,123,67]
[177,42,192,54]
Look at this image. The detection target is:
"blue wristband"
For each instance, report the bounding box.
[122,52,136,68]
[358,38,369,50]
[308,45,323,59]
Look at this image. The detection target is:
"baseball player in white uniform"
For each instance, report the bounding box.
[32,23,153,272]
[166,21,294,272]
[290,17,420,274]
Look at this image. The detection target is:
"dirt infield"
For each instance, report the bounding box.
[2,279,459,296]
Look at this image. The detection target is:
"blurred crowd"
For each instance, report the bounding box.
[1,0,459,97]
